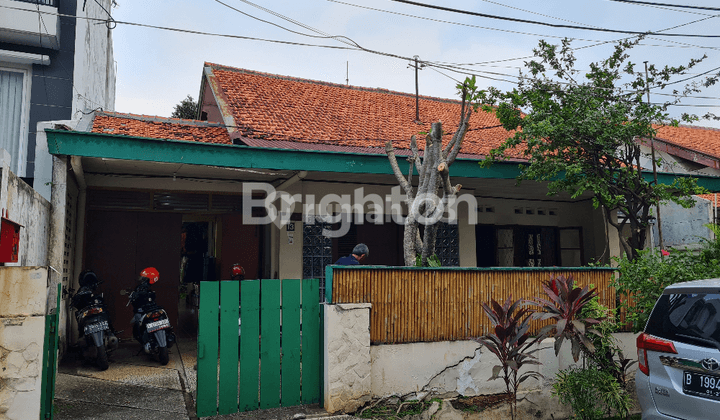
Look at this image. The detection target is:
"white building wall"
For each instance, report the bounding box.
[0,267,49,420]
[71,0,116,115]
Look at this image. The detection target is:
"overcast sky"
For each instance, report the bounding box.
[111,0,720,128]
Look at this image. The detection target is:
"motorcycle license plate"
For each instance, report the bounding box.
[146,319,170,332]
[84,320,108,335]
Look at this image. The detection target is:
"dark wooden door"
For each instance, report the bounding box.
[85,210,181,339]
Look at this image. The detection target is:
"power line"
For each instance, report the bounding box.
[213,0,361,48]
[606,0,720,12]
[387,0,720,37]
[0,3,359,51]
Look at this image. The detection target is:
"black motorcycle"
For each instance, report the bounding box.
[127,267,176,365]
[71,270,118,371]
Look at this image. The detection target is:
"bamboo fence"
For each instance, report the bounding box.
[329,266,618,344]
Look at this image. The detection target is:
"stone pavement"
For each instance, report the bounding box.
[54,338,357,420]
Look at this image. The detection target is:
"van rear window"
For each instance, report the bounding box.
[645,293,720,350]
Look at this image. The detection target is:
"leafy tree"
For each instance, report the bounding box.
[171,95,199,120]
[478,38,715,260]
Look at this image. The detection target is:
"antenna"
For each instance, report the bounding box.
[408,55,425,123]
[346,61,349,85]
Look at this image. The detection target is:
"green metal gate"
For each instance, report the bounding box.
[196,279,322,417]
[40,283,61,419]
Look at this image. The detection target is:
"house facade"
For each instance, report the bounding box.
[637,125,720,249]
[36,64,720,354]
[0,0,115,185]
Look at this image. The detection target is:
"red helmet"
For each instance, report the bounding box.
[140,267,159,284]
[231,264,245,280]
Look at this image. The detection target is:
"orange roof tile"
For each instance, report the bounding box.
[697,194,720,207]
[90,112,231,144]
[204,63,519,158]
[654,125,720,160]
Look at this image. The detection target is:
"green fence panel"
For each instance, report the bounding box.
[301,279,321,404]
[40,283,61,420]
[281,279,302,407]
[239,280,260,412]
[260,280,282,409]
[219,281,240,415]
[197,281,220,417]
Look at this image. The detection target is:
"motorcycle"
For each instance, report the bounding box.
[71,270,118,371]
[127,267,176,365]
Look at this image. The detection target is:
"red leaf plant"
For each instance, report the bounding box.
[530,274,603,362]
[473,296,543,420]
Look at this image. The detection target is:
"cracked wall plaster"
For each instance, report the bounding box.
[324,303,372,414]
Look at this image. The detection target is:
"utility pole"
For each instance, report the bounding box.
[645,61,664,252]
[408,55,424,122]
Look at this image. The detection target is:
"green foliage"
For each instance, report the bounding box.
[473,296,542,420]
[171,95,199,119]
[579,293,637,387]
[552,366,633,420]
[612,244,720,332]
[415,253,441,267]
[476,37,712,260]
[531,275,601,362]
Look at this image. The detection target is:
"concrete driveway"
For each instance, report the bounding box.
[53,336,350,420]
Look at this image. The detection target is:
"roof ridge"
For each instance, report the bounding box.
[655,123,720,132]
[95,111,228,128]
[204,62,464,105]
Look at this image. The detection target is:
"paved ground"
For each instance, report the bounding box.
[54,316,355,420]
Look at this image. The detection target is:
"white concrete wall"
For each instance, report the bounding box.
[71,0,115,116]
[0,0,60,48]
[0,267,49,420]
[323,303,372,413]
[370,333,638,400]
[650,196,713,250]
[0,162,51,267]
[324,301,640,415]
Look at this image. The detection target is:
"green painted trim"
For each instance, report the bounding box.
[324,266,333,304]
[46,130,720,189]
[327,265,616,272]
[45,130,520,179]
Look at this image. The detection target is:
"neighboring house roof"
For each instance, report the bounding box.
[201,63,519,158]
[649,125,720,170]
[91,112,232,144]
[698,193,720,207]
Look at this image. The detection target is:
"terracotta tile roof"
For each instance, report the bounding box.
[653,125,720,160]
[204,63,519,158]
[90,112,232,144]
[697,194,720,207]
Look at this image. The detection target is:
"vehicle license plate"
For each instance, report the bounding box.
[84,320,108,335]
[147,319,170,332]
[683,370,720,401]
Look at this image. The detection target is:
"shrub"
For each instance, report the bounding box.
[552,366,632,420]
[473,296,542,420]
[612,245,720,332]
[530,275,602,362]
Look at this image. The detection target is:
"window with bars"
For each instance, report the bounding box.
[302,218,332,299]
[435,222,459,266]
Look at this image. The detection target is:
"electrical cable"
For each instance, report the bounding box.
[606,0,720,12]
[213,0,361,48]
[0,3,360,51]
[387,0,720,37]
